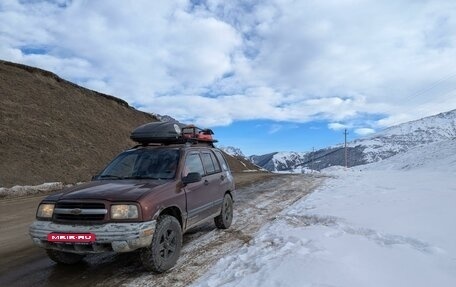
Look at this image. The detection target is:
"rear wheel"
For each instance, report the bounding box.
[140,215,182,273]
[214,194,233,229]
[46,249,85,265]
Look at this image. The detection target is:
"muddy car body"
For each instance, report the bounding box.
[30,141,235,273]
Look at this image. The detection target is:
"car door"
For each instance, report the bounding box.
[213,149,234,194]
[182,151,214,228]
[200,151,225,209]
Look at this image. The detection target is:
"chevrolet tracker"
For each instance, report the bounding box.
[29,122,235,273]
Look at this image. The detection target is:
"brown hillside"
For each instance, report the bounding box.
[0,60,157,187]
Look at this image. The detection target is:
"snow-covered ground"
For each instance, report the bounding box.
[0,182,65,198]
[192,141,456,286]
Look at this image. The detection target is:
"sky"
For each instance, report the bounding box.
[1,0,456,155]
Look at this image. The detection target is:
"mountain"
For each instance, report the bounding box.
[219,146,246,158]
[252,109,456,172]
[250,152,308,172]
[365,138,456,172]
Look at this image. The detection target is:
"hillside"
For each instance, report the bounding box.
[252,109,456,172]
[0,60,156,187]
[364,139,456,172]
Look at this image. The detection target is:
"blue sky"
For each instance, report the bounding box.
[1,0,456,155]
[215,120,352,156]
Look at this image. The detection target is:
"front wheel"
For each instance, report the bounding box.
[46,249,85,265]
[214,194,233,229]
[140,215,182,273]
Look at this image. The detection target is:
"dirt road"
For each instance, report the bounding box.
[0,174,323,287]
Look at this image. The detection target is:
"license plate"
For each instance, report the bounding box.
[47,233,96,243]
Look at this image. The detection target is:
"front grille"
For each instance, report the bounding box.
[54,202,106,222]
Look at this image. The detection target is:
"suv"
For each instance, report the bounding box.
[30,123,235,273]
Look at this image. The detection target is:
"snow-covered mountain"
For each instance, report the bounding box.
[252,109,456,172]
[350,109,456,163]
[250,152,308,172]
[219,146,246,158]
[364,138,456,172]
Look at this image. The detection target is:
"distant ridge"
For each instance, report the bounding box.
[251,109,456,172]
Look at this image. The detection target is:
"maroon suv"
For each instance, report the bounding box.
[30,142,235,273]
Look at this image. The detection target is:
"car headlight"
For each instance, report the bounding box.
[111,204,139,219]
[37,203,55,219]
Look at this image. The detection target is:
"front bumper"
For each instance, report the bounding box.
[29,220,156,254]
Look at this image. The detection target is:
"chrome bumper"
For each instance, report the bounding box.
[29,220,156,254]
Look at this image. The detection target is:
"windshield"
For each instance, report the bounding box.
[98,148,179,180]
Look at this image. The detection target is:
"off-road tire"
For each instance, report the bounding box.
[46,249,85,265]
[140,215,182,273]
[214,194,233,229]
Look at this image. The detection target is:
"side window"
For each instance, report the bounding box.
[183,153,205,177]
[201,153,216,174]
[210,152,221,173]
[214,150,229,171]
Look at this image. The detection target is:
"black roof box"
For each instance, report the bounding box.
[130,122,186,144]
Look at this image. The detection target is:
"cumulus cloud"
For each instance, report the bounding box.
[1,0,456,129]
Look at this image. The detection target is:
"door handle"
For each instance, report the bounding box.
[220,175,225,181]
[204,180,209,185]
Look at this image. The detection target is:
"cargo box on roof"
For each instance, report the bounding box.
[130,122,185,144]
[130,122,217,145]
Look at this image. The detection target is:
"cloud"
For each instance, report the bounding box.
[268,124,283,134]
[268,123,298,134]
[1,0,456,129]
[354,128,376,136]
[328,122,349,131]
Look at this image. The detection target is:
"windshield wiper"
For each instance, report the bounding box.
[124,175,161,180]
[99,174,124,180]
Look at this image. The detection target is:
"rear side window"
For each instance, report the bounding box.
[214,150,230,171]
[184,153,205,177]
[201,152,217,174]
[210,152,221,173]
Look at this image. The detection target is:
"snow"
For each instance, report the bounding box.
[192,140,456,286]
[0,182,72,198]
[365,139,456,172]
[270,151,308,171]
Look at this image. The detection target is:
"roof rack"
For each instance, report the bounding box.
[130,122,218,147]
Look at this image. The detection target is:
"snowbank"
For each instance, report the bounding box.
[0,182,66,198]
[193,168,456,287]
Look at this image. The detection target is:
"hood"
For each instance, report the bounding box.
[45,180,170,202]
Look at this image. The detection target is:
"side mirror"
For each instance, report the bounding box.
[182,172,202,185]
[91,174,100,181]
